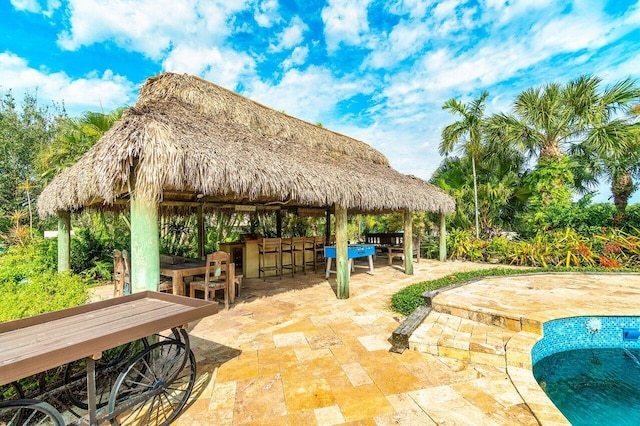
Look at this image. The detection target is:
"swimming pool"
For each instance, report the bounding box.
[532,316,640,425]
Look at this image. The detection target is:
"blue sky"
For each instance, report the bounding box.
[1,0,640,203]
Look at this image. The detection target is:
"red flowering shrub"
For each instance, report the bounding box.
[598,256,621,269]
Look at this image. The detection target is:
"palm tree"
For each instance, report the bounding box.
[486,82,573,162]
[38,107,125,182]
[16,178,35,238]
[571,77,640,211]
[440,91,489,238]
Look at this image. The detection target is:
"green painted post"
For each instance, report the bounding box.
[335,204,349,299]
[130,196,160,292]
[439,212,447,262]
[403,209,413,275]
[57,211,71,273]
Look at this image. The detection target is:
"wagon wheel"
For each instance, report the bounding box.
[152,327,185,345]
[0,382,25,424]
[108,340,196,425]
[0,399,65,426]
[65,338,148,410]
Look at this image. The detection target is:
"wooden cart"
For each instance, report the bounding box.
[0,291,218,425]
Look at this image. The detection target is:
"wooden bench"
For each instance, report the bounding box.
[364,232,420,265]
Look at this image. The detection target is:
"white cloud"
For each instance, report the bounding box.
[365,18,431,68]
[279,16,307,49]
[481,0,553,24]
[532,11,610,52]
[321,0,373,52]
[162,44,255,90]
[254,0,280,27]
[10,0,40,13]
[282,46,309,70]
[270,16,308,52]
[387,0,434,19]
[57,0,249,60]
[246,66,373,123]
[0,51,135,114]
[433,0,465,20]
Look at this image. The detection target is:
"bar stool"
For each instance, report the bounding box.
[303,236,316,272]
[313,235,326,273]
[258,238,282,280]
[281,237,296,277]
[291,237,308,274]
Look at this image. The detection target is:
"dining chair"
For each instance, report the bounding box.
[189,251,232,310]
[113,250,131,297]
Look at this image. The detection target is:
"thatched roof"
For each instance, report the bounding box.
[38,72,455,218]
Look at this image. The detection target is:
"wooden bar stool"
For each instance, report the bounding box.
[313,236,326,273]
[258,238,282,280]
[281,237,296,277]
[292,237,308,274]
[303,236,316,272]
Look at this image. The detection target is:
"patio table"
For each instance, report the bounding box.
[160,259,207,296]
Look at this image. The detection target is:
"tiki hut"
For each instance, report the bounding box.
[38,72,455,298]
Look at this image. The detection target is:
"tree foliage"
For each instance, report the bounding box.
[0,91,65,234]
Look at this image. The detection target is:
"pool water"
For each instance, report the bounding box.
[533,348,640,425]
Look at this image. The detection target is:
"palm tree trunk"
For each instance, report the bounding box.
[472,156,479,238]
[26,190,33,239]
[612,172,633,212]
[540,143,562,161]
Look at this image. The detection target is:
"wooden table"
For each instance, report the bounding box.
[160,259,238,303]
[160,259,207,296]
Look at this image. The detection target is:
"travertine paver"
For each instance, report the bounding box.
[89,263,640,424]
[165,259,538,425]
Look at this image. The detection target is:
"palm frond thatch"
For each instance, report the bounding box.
[38,72,455,217]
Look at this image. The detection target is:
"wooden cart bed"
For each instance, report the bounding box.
[0,291,217,386]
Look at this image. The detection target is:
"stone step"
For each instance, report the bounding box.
[409,311,518,368]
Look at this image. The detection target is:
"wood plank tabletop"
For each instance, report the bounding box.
[0,291,217,385]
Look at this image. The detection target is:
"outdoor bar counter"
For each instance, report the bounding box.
[220,239,316,279]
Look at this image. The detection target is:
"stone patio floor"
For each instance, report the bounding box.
[92,262,640,425]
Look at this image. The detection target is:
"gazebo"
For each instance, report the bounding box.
[38,72,455,299]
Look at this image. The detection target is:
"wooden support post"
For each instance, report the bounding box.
[276,209,282,238]
[325,208,331,245]
[403,209,413,275]
[439,212,447,262]
[197,205,205,259]
[335,204,349,299]
[130,196,160,292]
[57,211,71,273]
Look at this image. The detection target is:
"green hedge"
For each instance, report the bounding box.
[391,266,640,316]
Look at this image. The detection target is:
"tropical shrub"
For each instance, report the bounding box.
[0,240,88,322]
[441,227,640,269]
[0,272,88,322]
[447,229,485,261]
